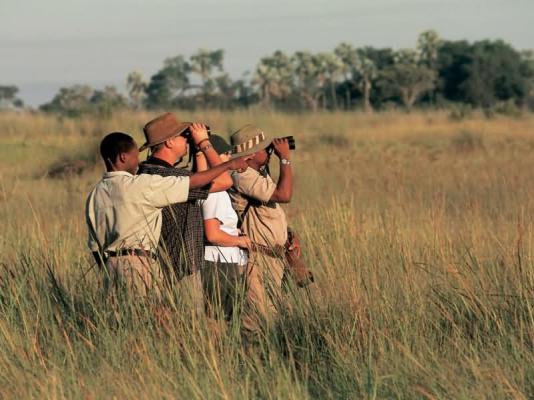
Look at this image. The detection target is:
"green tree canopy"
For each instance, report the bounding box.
[0,85,24,110]
[145,56,191,109]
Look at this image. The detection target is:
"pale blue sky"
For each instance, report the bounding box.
[1,0,532,106]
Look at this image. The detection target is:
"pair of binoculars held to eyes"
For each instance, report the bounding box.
[183,126,295,151]
[182,126,212,140]
[272,136,296,150]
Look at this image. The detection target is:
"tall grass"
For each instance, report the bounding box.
[1,110,534,398]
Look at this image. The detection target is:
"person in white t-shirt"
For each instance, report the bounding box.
[195,135,251,320]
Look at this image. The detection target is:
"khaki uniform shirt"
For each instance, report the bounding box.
[229,167,288,247]
[85,171,189,254]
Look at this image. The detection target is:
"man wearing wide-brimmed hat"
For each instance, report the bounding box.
[228,124,298,336]
[138,113,234,311]
[85,131,249,298]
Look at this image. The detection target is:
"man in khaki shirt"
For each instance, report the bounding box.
[228,125,299,335]
[86,132,249,296]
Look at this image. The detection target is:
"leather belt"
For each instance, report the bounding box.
[106,249,157,260]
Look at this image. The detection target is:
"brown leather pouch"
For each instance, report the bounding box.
[285,230,314,288]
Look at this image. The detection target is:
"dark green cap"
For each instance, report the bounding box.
[209,134,233,155]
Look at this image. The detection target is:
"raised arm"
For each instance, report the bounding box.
[191,123,233,192]
[269,138,293,203]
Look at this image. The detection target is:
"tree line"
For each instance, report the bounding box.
[1,30,533,116]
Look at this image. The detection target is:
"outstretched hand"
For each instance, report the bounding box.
[226,155,252,172]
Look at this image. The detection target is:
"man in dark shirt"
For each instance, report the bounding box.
[137,113,233,312]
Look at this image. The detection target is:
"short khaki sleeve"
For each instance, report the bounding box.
[232,168,276,203]
[85,192,100,252]
[138,174,190,208]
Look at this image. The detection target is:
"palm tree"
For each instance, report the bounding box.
[416,30,442,105]
[334,44,377,111]
[253,51,293,108]
[318,52,343,110]
[355,53,377,112]
[417,30,442,69]
[190,49,224,107]
[292,51,323,111]
[334,43,356,109]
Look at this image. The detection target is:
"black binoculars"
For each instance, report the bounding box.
[266,136,296,154]
[182,125,211,139]
[269,136,295,150]
[283,136,296,150]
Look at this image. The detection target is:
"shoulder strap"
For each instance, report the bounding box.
[237,200,252,230]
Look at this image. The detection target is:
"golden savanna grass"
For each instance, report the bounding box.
[1,110,534,398]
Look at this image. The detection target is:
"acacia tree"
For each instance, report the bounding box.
[378,50,436,110]
[90,86,127,117]
[41,85,126,117]
[126,71,147,110]
[40,85,94,117]
[144,55,191,109]
[0,85,24,109]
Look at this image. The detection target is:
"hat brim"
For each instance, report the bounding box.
[139,122,192,152]
[231,139,272,158]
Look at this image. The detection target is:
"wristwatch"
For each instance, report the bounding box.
[280,158,291,165]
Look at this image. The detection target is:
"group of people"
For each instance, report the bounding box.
[85,112,301,337]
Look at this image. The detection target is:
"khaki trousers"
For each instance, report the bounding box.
[175,270,205,317]
[105,255,163,298]
[241,254,285,335]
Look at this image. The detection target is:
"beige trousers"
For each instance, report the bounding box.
[241,254,285,335]
[175,270,205,317]
[105,255,163,298]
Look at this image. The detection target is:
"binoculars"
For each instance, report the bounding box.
[183,126,295,151]
[282,136,296,150]
[268,136,295,151]
[182,125,211,140]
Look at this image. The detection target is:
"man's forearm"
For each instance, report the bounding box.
[270,161,293,203]
[190,162,230,189]
[277,163,293,199]
[203,146,223,167]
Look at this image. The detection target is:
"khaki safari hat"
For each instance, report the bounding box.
[230,124,272,157]
[140,112,191,151]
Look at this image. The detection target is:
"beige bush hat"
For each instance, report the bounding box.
[140,112,191,151]
[230,124,272,157]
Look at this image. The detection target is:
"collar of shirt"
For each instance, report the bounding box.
[103,171,133,179]
[145,156,174,168]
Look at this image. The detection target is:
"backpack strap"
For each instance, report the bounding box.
[237,200,252,230]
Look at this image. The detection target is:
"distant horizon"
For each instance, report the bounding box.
[2,0,532,107]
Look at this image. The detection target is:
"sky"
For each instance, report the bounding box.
[1,0,533,106]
